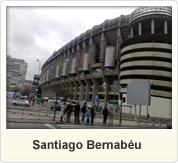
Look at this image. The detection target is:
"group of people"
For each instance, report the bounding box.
[59,101,115,126]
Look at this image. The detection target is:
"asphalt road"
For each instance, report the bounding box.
[7,122,163,129]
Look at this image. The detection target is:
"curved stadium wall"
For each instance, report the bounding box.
[39,7,172,118]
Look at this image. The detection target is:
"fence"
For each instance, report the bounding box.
[7,103,171,126]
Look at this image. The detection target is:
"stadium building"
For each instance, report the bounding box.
[40,7,172,118]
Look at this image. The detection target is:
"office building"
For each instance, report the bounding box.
[7,56,28,91]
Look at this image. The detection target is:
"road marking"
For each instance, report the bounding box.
[60,125,100,128]
[57,125,78,127]
[45,124,56,129]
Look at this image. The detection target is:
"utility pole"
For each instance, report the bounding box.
[119,92,123,124]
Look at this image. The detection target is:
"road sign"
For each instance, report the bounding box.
[94,95,99,100]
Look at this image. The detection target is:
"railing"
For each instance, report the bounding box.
[7,103,171,126]
[7,104,61,121]
[129,7,172,24]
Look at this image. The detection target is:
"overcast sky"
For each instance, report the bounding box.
[6,6,137,80]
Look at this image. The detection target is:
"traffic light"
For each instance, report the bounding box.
[119,93,123,100]
[123,97,126,103]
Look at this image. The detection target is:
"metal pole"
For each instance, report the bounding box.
[138,105,141,125]
[119,100,122,124]
[37,60,41,76]
[134,105,137,122]
[53,110,56,121]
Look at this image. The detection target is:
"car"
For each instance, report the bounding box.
[166,121,172,129]
[50,104,62,111]
[12,100,30,107]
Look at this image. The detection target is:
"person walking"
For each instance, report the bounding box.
[60,102,67,122]
[103,106,109,125]
[32,99,35,106]
[90,107,96,126]
[74,102,80,124]
[65,101,73,123]
[81,103,87,123]
[86,110,91,125]
[108,107,114,126]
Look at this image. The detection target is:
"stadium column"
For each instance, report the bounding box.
[89,37,97,64]
[85,80,91,103]
[91,79,99,105]
[68,82,73,99]
[71,47,77,100]
[100,32,108,107]
[81,41,88,67]
[130,27,134,37]
[78,80,85,102]
[99,32,107,69]
[151,19,155,34]
[164,20,167,34]
[76,44,81,68]
[138,22,142,35]
[73,81,78,100]
[104,77,109,108]
[117,25,123,105]
[81,40,88,102]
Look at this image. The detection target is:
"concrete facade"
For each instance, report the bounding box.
[6,56,28,91]
[40,7,172,118]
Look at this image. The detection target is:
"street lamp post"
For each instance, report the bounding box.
[37,60,41,76]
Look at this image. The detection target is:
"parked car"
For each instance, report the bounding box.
[166,121,172,129]
[12,100,30,107]
[19,96,25,99]
[50,104,62,111]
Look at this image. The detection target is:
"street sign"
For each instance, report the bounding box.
[94,95,99,100]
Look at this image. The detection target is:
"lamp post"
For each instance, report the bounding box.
[37,60,40,76]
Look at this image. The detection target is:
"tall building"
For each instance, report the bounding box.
[6,56,28,91]
[40,7,172,118]
[31,74,41,98]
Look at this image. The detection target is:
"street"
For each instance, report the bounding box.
[7,122,165,129]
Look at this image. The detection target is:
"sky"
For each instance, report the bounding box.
[6,6,137,80]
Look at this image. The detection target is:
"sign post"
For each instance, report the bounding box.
[94,95,99,108]
[127,81,151,123]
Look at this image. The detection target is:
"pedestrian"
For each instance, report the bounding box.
[74,102,80,124]
[60,102,67,122]
[90,107,96,126]
[81,103,87,123]
[32,99,35,106]
[103,106,108,125]
[99,106,102,112]
[108,107,114,126]
[65,101,73,123]
[86,110,91,125]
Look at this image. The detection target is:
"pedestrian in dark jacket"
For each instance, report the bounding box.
[65,101,73,123]
[74,102,80,124]
[103,106,108,125]
[90,107,96,125]
[81,103,87,123]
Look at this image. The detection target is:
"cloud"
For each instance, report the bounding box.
[6,6,137,80]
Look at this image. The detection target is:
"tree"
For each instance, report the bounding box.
[51,84,62,103]
[11,86,20,98]
[51,85,73,102]
[21,88,30,96]
[60,87,73,101]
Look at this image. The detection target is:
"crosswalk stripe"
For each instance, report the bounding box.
[45,124,56,129]
[57,125,78,126]
[60,125,100,128]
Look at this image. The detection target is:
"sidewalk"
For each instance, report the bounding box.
[7,116,166,129]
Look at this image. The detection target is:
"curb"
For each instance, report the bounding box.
[7,119,166,129]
